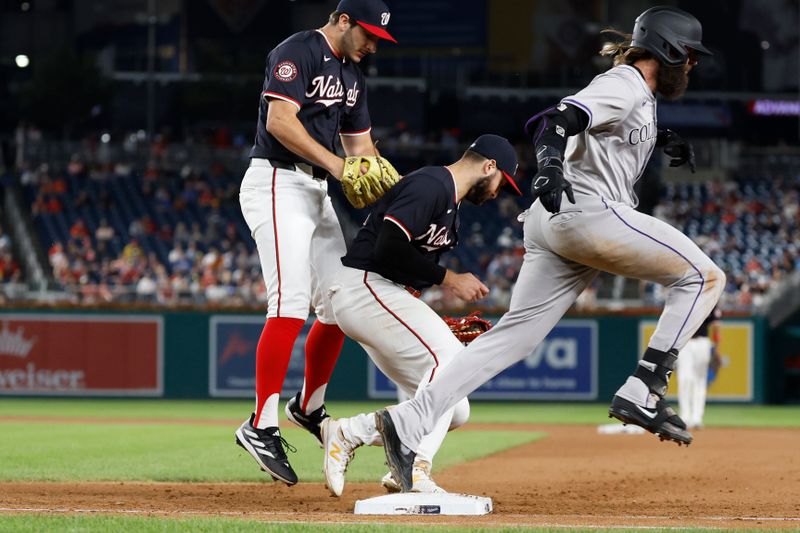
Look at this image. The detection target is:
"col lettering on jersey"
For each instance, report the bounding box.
[561,64,657,207]
[250,30,371,162]
[343,166,459,290]
[628,118,657,145]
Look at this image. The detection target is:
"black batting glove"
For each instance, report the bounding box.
[531,164,576,214]
[656,129,696,173]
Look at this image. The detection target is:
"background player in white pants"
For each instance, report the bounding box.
[234,0,397,486]
[371,6,727,491]
[320,135,521,496]
[678,307,722,429]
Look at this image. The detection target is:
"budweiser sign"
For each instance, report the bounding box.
[0,314,162,396]
[0,321,36,358]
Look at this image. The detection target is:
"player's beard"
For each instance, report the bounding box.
[656,63,689,100]
[464,176,494,205]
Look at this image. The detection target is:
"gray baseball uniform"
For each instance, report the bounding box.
[387,65,726,450]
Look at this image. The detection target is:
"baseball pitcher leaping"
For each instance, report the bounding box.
[234,0,398,486]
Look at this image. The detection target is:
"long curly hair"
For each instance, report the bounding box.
[599,29,653,66]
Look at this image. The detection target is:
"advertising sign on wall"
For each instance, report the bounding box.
[209,315,311,398]
[639,320,753,400]
[0,314,162,396]
[369,319,598,400]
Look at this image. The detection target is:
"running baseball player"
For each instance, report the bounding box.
[234,0,397,486]
[369,6,727,491]
[677,307,721,429]
[320,135,521,496]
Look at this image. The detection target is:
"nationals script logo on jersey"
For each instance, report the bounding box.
[306,75,360,108]
[416,223,453,252]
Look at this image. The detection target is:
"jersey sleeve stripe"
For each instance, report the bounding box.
[340,127,372,137]
[263,91,301,110]
[561,98,593,129]
[384,216,412,240]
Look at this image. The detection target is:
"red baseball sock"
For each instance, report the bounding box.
[301,321,345,413]
[253,317,304,429]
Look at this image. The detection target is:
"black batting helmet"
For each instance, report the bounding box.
[631,6,712,67]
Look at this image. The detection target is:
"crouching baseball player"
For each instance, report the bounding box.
[319,135,521,496]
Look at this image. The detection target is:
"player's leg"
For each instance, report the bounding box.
[235,166,318,484]
[693,337,713,427]
[321,268,469,494]
[285,190,347,445]
[386,242,597,456]
[677,338,698,427]
[545,198,725,353]
[544,196,725,443]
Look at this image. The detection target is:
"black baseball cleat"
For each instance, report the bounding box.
[284,392,329,447]
[608,395,692,446]
[235,413,298,485]
[374,408,415,492]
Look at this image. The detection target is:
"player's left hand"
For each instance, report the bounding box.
[531,164,576,214]
[443,311,493,344]
[657,129,696,173]
[340,156,401,208]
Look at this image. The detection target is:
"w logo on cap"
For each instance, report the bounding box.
[380,12,390,25]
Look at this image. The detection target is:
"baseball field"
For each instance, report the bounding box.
[0,399,798,532]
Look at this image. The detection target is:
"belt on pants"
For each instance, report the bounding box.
[250,158,328,181]
[405,286,422,298]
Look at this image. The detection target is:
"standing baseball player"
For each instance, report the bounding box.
[234,0,398,486]
[368,6,727,491]
[677,307,722,429]
[320,135,521,497]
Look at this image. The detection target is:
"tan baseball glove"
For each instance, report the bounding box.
[341,156,401,209]
[443,311,493,345]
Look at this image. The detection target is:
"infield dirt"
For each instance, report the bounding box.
[2,424,798,529]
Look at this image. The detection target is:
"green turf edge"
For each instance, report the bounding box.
[0,399,798,427]
[0,514,777,533]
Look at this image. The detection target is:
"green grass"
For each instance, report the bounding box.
[0,515,752,533]
[0,420,542,482]
[0,399,798,427]
[0,399,795,482]
[1,400,796,532]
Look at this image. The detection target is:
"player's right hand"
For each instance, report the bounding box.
[530,164,575,214]
[656,129,696,173]
[442,271,489,302]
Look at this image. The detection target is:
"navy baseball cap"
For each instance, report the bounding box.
[468,134,521,195]
[336,0,397,43]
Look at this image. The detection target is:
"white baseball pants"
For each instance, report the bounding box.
[328,266,470,466]
[677,336,713,427]
[239,159,345,323]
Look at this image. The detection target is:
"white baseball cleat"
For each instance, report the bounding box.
[321,418,358,497]
[411,460,447,493]
[380,461,446,493]
[381,471,402,493]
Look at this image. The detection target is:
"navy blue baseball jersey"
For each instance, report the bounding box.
[343,166,460,290]
[693,307,721,338]
[249,30,371,162]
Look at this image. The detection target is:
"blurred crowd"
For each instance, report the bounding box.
[648,161,800,309]
[16,140,267,307]
[3,132,800,313]
[0,225,21,284]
